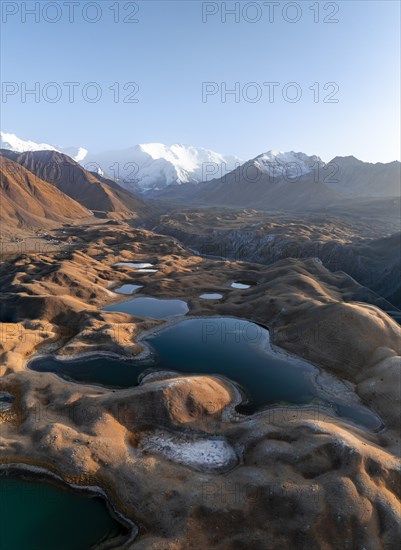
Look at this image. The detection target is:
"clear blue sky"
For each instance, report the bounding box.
[1,0,399,162]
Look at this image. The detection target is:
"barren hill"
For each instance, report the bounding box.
[0,156,92,234]
[0,149,148,218]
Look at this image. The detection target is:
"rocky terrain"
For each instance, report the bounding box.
[0,147,400,548]
[1,219,400,549]
[151,206,401,308]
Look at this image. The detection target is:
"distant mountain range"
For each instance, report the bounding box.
[1,132,241,193]
[156,151,400,211]
[1,132,400,207]
[184,152,340,212]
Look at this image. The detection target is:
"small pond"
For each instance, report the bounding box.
[199,293,223,300]
[0,391,15,412]
[231,281,256,289]
[103,297,189,320]
[114,284,143,295]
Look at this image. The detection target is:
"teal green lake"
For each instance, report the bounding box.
[0,472,129,550]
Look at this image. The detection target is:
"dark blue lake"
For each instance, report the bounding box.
[29,318,382,431]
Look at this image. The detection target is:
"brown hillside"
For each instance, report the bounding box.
[0,149,148,218]
[0,156,91,232]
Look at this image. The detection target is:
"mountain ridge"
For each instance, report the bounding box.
[0,149,148,218]
[0,156,92,234]
[2,131,400,198]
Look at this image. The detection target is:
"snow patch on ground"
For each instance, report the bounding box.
[141,430,238,472]
[111,263,158,273]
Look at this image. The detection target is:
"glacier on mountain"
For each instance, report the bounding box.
[83,143,242,191]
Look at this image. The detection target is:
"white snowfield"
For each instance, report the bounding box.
[0,131,88,163]
[141,430,238,472]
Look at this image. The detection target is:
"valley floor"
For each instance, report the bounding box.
[0,220,400,549]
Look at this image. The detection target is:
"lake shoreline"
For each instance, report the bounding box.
[25,314,383,433]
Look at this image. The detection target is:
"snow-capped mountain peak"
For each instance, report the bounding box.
[0,132,241,192]
[84,143,242,192]
[1,132,58,153]
[253,150,324,178]
[0,131,88,163]
[1,131,326,192]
